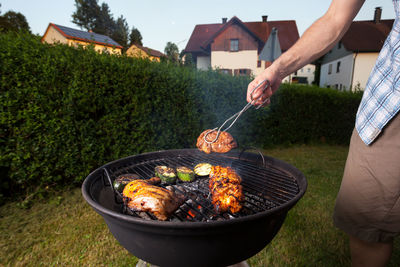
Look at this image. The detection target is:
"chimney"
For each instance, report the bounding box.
[374,7,382,23]
[262,15,268,22]
[222,17,227,24]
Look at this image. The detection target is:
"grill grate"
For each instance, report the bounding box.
[105,152,300,222]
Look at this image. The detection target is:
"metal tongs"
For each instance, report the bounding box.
[204,79,271,144]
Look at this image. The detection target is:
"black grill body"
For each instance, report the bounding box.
[82,149,307,267]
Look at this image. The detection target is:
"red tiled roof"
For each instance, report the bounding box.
[185,23,223,53]
[184,16,299,53]
[201,17,264,49]
[341,19,394,52]
[136,44,164,57]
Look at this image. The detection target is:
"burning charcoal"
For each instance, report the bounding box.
[174,185,187,194]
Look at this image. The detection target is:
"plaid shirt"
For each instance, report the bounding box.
[356,0,400,145]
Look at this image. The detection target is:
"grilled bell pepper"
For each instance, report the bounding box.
[155,166,176,183]
[176,166,195,182]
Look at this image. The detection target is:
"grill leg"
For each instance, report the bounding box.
[136,259,159,267]
[136,259,250,267]
[227,260,250,267]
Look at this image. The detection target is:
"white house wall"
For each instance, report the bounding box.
[296,64,316,84]
[320,54,353,90]
[197,56,211,70]
[211,50,259,75]
[43,26,67,44]
[352,52,378,90]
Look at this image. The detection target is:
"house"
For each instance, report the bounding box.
[319,7,394,91]
[184,16,303,82]
[126,44,164,62]
[41,23,122,55]
[292,64,316,85]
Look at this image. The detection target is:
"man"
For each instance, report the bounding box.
[247,0,400,266]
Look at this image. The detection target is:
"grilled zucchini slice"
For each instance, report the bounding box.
[155,166,176,183]
[176,166,195,182]
[194,163,212,176]
[113,173,140,193]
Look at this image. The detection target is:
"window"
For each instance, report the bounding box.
[336,61,341,73]
[338,41,342,49]
[220,69,232,75]
[234,69,251,76]
[257,60,261,68]
[230,39,239,52]
[328,64,332,74]
[300,68,304,73]
[307,68,311,73]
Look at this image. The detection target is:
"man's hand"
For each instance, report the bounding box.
[247,66,281,107]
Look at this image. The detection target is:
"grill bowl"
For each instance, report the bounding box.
[82,149,307,267]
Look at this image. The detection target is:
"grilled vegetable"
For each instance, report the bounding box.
[194,163,212,176]
[155,166,176,183]
[113,173,140,192]
[176,166,195,182]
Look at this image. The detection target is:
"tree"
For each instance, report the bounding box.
[71,0,100,31]
[180,52,195,68]
[112,15,129,49]
[71,0,142,51]
[0,10,31,33]
[94,2,114,36]
[164,42,180,63]
[129,26,142,46]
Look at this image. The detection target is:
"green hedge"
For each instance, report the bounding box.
[0,32,362,199]
[258,84,363,145]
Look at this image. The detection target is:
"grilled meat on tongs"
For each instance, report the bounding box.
[196,130,237,154]
[122,177,184,221]
[209,166,244,214]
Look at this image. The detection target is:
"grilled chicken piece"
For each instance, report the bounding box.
[209,166,244,214]
[196,129,237,154]
[122,177,184,221]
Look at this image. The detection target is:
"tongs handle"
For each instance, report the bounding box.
[204,79,270,144]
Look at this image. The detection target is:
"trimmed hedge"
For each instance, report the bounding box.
[258,84,363,146]
[0,32,362,199]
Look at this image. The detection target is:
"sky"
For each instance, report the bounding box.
[1,0,396,53]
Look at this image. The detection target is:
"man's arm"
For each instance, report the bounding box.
[247,0,365,105]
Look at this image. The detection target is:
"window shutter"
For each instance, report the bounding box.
[224,40,228,51]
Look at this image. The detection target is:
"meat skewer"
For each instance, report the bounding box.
[122,177,184,221]
[209,166,244,214]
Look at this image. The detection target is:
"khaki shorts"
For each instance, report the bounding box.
[333,112,400,243]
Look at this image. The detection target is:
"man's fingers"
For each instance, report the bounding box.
[247,79,266,103]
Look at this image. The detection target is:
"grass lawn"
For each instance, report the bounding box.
[1,144,399,266]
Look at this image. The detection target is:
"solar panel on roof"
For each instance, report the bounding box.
[54,24,121,47]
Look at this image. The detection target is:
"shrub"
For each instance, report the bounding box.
[258,84,362,146]
[0,32,249,199]
[0,32,362,200]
